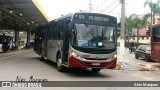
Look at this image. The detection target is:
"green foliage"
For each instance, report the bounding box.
[116,28,120,38]
[144,0,160,24]
[125,14,150,43]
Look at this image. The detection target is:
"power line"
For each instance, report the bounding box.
[92,0,108,10]
[102,0,119,12]
[107,3,120,14]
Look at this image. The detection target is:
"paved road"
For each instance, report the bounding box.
[0,50,160,90]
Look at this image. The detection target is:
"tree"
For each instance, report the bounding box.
[144,0,160,24]
[126,14,150,43]
[125,16,135,42]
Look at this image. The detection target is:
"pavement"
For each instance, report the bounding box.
[0,48,33,59]
[117,48,160,71]
[0,48,160,72]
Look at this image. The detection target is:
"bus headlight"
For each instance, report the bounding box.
[114,54,117,58]
[71,51,77,57]
[71,51,85,60]
[107,54,117,62]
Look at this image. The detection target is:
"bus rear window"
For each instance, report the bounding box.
[153,27,160,42]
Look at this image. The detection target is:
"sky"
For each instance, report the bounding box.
[37,0,158,22]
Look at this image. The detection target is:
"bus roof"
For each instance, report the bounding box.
[50,12,117,23]
[53,13,73,21]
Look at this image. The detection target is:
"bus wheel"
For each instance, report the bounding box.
[91,68,101,73]
[57,54,67,72]
[40,56,45,61]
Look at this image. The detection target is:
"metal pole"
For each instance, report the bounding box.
[27,29,31,48]
[0,10,1,20]
[0,10,1,29]
[15,23,20,48]
[120,0,125,59]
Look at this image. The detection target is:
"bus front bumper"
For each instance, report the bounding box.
[68,56,117,69]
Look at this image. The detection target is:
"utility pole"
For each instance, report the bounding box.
[120,0,125,59]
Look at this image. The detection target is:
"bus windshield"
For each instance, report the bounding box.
[71,23,116,49]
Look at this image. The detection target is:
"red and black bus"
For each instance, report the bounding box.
[34,13,117,73]
[151,24,160,62]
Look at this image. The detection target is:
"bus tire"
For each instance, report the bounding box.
[57,54,67,72]
[91,68,101,73]
[40,56,45,61]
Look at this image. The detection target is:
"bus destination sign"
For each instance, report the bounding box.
[74,14,110,22]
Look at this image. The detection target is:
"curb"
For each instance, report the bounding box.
[145,64,160,71]
[128,60,160,71]
[117,58,160,71]
[116,63,121,70]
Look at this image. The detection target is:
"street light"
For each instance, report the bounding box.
[9,11,13,14]
[27,23,30,25]
[19,13,23,16]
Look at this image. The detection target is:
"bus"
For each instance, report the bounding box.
[151,24,160,62]
[34,13,117,73]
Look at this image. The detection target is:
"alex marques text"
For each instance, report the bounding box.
[16,76,48,82]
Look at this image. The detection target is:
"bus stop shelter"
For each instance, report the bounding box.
[0,0,48,48]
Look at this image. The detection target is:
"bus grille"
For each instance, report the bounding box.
[84,58,108,60]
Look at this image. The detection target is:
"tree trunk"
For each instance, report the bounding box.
[128,35,130,42]
[137,29,139,43]
[153,13,155,24]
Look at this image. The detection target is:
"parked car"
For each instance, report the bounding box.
[135,45,151,62]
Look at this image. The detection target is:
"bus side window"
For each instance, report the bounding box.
[153,27,160,42]
[54,22,58,39]
[57,22,60,39]
[57,21,64,40]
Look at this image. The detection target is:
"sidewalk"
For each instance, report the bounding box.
[0,49,33,59]
[117,47,160,71]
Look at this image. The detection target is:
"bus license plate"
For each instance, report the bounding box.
[92,62,100,66]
